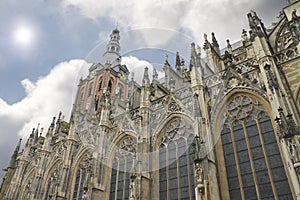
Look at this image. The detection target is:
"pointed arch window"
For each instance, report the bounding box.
[220,95,293,199]
[72,154,92,200]
[88,83,93,97]
[44,165,61,200]
[108,79,113,95]
[158,118,195,199]
[98,79,103,92]
[109,136,136,200]
[116,83,123,98]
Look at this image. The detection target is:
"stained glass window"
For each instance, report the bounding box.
[221,95,292,199]
[159,118,195,200]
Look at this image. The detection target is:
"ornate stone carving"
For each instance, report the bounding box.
[48,165,61,198]
[195,162,204,189]
[289,10,300,43]
[119,136,136,155]
[161,119,193,145]
[167,99,182,113]
[287,138,300,164]
[224,95,266,126]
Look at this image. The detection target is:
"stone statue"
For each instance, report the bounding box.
[195,162,204,185]
[241,29,247,42]
[288,138,300,163]
[223,50,233,67]
[129,179,135,199]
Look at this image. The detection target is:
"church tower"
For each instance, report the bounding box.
[102,28,121,66]
[74,28,129,113]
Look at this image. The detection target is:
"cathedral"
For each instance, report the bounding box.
[1,1,300,199]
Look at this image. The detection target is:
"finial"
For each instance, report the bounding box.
[33,123,40,144]
[15,138,22,153]
[165,54,169,65]
[203,33,210,50]
[181,59,185,67]
[226,39,232,53]
[250,9,257,16]
[204,33,208,41]
[241,29,248,42]
[51,117,56,126]
[196,45,201,56]
[190,43,196,58]
[30,128,35,138]
[142,67,150,86]
[153,67,158,80]
[176,52,181,68]
[58,112,62,120]
[211,32,219,48]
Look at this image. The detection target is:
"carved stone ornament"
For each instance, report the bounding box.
[23,178,33,200]
[195,162,204,188]
[167,99,182,113]
[161,118,193,145]
[119,136,136,155]
[287,138,300,164]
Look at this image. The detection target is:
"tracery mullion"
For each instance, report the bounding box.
[229,126,245,200]
[168,141,177,200]
[124,155,132,198]
[175,140,181,200]
[78,169,86,198]
[159,146,167,200]
[117,158,125,200]
[44,180,51,200]
[109,159,118,200]
[255,119,278,200]
[187,139,195,200]
[166,144,170,200]
[241,122,261,199]
[76,169,82,200]
[114,159,120,200]
[122,157,127,200]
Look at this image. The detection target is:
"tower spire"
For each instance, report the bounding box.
[102,28,121,67]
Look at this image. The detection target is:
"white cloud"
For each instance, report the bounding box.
[0,59,90,139]
[21,78,35,95]
[0,56,162,141]
[122,56,164,84]
[61,0,285,48]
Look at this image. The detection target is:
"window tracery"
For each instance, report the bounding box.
[72,153,93,200]
[221,94,292,199]
[160,118,193,146]
[23,177,34,200]
[109,136,136,199]
[158,118,195,199]
[44,164,61,200]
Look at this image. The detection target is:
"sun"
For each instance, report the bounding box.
[14,26,33,46]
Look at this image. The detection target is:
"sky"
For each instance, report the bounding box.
[0,0,288,179]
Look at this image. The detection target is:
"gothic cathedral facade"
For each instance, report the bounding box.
[1,1,300,200]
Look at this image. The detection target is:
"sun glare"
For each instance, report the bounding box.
[14,26,33,46]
